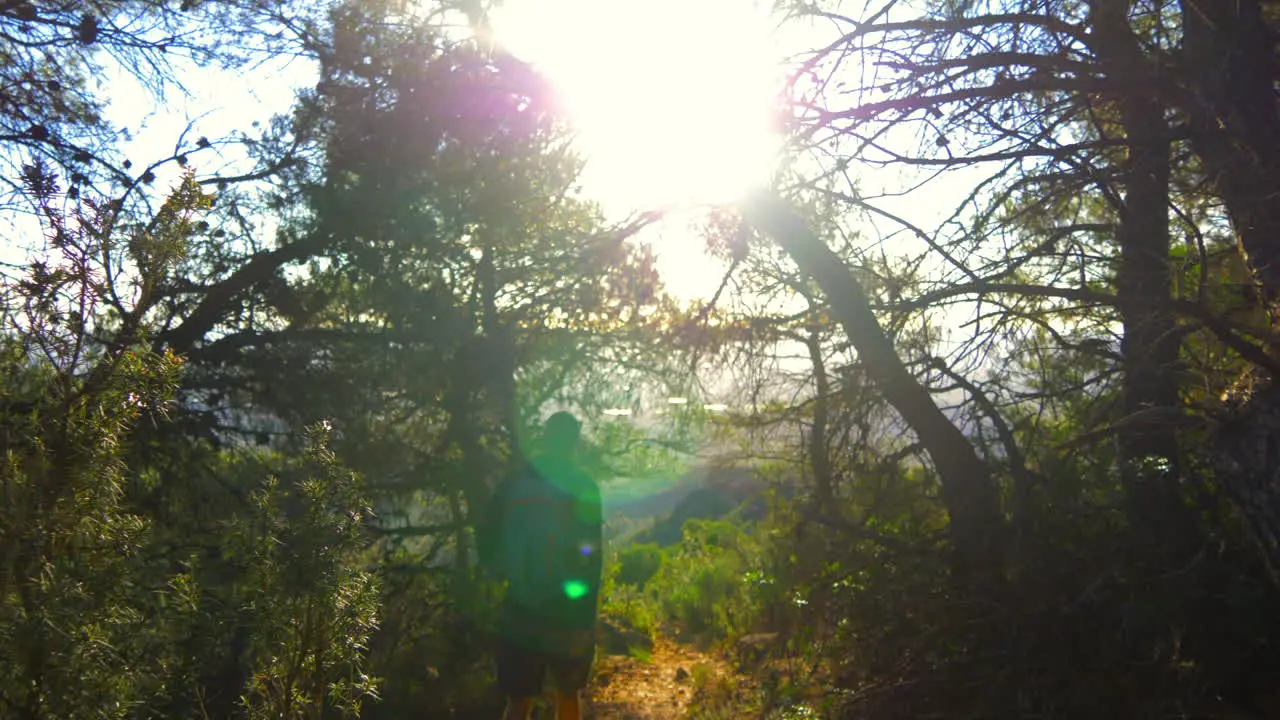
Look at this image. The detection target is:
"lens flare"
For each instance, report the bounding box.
[563,579,590,599]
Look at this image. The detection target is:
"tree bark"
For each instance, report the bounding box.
[1176,0,1280,588]
[1180,0,1280,304]
[742,191,1006,591]
[1091,0,1201,573]
[803,323,836,508]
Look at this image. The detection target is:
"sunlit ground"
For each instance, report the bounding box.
[490,0,789,300]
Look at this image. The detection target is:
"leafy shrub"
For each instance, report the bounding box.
[0,166,385,719]
[616,542,665,586]
[604,581,662,639]
[645,519,765,641]
[685,666,758,720]
[0,342,185,718]
[232,424,381,719]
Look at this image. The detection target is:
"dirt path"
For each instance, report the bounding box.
[586,638,734,720]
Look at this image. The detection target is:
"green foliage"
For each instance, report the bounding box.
[0,165,198,718]
[0,336,381,718]
[615,542,664,587]
[602,513,776,647]
[645,519,765,641]
[684,667,759,720]
[0,342,183,718]
[233,424,381,719]
[1,152,382,718]
[602,581,661,640]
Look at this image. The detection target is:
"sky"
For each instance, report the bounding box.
[0,0,995,313]
[489,0,798,301]
[0,0,849,305]
[0,48,314,271]
[0,0,1013,469]
[2,0,987,390]
[491,0,786,210]
[482,0,986,315]
[15,0,800,305]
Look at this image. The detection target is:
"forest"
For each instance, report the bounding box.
[2,0,1280,718]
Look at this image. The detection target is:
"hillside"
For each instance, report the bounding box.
[605,465,780,547]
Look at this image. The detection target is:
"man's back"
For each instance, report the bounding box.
[484,412,600,720]
[490,453,603,646]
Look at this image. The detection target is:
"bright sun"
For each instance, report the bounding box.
[490,0,786,216]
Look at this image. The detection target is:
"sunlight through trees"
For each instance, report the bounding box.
[3,0,1280,717]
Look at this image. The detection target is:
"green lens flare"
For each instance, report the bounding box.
[562,580,589,599]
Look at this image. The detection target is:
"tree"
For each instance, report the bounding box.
[1087,0,1201,575]
[771,0,1280,575]
[736,0,1280,713]
[118,7,687,712]
[742,189,1007,592]
[0,161,379,718]
[1179,0,1280,305]
[0,0,330,208]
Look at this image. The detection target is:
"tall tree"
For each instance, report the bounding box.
[1179,0,1280,304]
[1088,0,1200,574]
[1175,0,1280,586]
[743,190,1008,591]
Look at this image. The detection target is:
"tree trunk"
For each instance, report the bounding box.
[1180,0,1280,305]
[803,323,836,508]
[1092,0,1201,573]
[1112,93,1198,569]
[743,192,1006,592]
[1177,0,1280,588]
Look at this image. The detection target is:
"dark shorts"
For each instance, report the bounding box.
[495,635,595,698]
[495,605,596,697]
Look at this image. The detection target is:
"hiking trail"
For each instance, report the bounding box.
[586,637,735,720]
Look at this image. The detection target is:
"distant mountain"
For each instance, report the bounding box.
[603,467,708,519]
[618,465,776,547]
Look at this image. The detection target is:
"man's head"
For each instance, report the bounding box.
[541,411,582,459]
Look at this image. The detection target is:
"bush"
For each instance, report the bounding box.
[232,424,381,719]
[616,542,665,587]
[0,341,185,719]
[645,518,765,641]
[603,582,661,640]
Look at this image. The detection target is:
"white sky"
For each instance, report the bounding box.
[0,0,1020,451]
[492,0,785,211]
[490,0,798,302]
[1,1,832,305]
[2,1,986,365]
[485,0,983,309]
[2,1,789,304]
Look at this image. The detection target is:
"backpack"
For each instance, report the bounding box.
[488,460,597,618]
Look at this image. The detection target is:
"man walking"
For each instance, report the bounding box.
[482,412,603,720]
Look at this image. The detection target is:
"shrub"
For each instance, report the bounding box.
[616,542,665,587]
[604,582,662,639]
[232,424,381,719]
[645,519,765,641]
